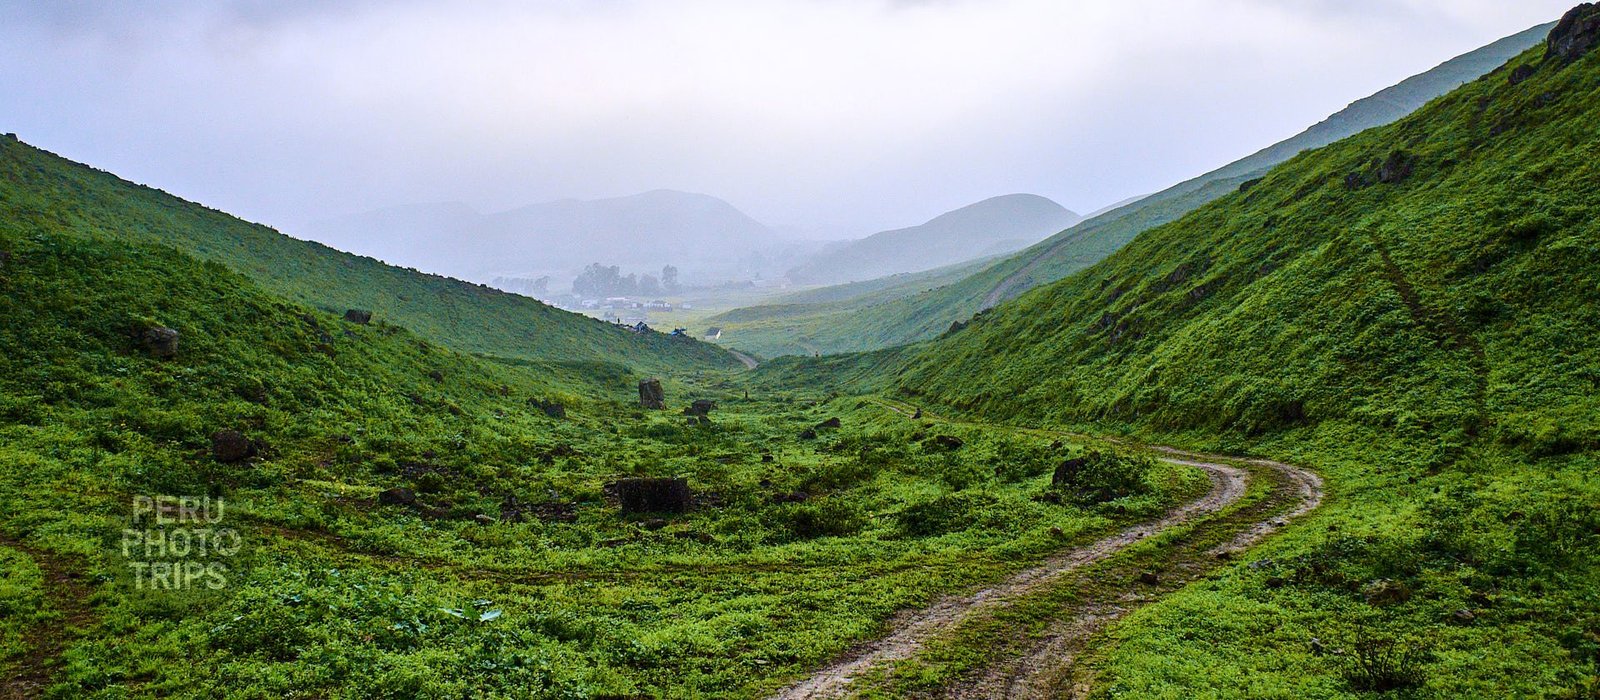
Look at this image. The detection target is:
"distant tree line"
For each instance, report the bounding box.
[573,264,681,298]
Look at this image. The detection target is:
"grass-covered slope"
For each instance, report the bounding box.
[0,137,740,375]
[717,22,1551,359]
[0,178,1201,697]
[866,29,1600,696]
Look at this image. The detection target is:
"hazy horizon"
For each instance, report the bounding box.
[0,0,1576,243]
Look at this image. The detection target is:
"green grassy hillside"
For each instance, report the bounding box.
[0,138,739,376]
[715,22,1552,359]
[0,157,1202,697]
[826,32,1600,696]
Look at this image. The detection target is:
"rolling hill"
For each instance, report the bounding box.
[0,138,740,375]
[719,21,1555,358]
[784,194,1079,286]
[764,15,1600,694]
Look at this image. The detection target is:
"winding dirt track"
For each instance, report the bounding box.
[771,406,1323,700]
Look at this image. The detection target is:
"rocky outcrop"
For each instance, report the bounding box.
[639,378,665,409]
[141,326,180,358]
[615,477,692,514]
[684,400,716,417]
[343,309,372,324]
[210,430,254,463]
[1548,4,1600,62]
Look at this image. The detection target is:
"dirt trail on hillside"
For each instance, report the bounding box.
[729,350,760,370]
[771,402,1322,700]
[771,455,1248,699]
[0,535,96,700]
[947,453,1324,700]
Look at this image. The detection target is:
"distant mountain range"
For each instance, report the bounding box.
[784,194,1080,286]
[300,190,800,287]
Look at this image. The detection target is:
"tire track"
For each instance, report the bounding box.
[772,401,1322,700]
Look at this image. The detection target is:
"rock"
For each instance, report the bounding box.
[1249,559,1275,570]
[683,399,716,417]
[142,326,180,358]
[1052,457,1088,488]
[1362,578,1412,606]
[379,487,417,507]
[1344,171,1369,191]
[615,477,692,514]
[1137,571,1160,586]
[638,378,665,410]
[343,309,372,324]
[929,435,964,450]
[799,428,817,440]
[209,430,253,463]
[1049,526,1064,537]
[473,514,497,525]
[1310,638,1326,656]
[911,407,923,420]
[1265,576,1287,589]
[1377,151,1416,184]
[1547,4,1600,62]
[761,453,774,463]
[1453,609,1476,623]
[529,398,566,419]
[1508,64,1536,85]
[642,518,669,530]
[816,417,842,430]
[946,320,968,335]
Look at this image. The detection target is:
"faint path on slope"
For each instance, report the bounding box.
[979,229,1090,310]
[729,350,760,370]
[770,403,1252,700]
[0,535,96,700]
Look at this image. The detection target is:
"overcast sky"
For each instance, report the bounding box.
[0,0,1575,239]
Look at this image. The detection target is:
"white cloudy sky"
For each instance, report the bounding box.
[0,0,1575,238]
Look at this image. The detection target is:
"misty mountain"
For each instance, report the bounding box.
[300,190,803,288]
[785,194,1080,286]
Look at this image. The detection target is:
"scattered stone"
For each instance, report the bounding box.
[1508,63,1536,85]
[1362,578,1412,606]
[1265,576,1287,589]
[911,407,923,420]
[1272,518,1289,528]
[1249,559,1276,570]
[946,319,968,335]
[529,398,566,419]
[642,518,669,530]
[1377,151,1416,184]
[426,369,444,384]
[379,487,418,507]
[1547,4,1600,63]
[683,399,716,417]
[771,491,810,504]
[142,326,180,358]
[1049,526,1064,537]
[1049,440,1063,450]
[1052,457,1088,488]
[799,428,817,440]
[929,435,964,450]
[343,309,372,324]
[1137,571,1160,586]
[1453,609,1477,623]
[209,430,253,463]
[615,477,692,514]
[638,378,665,410]
[1343,171,1370,191]
[816,417,842,430]
[1215,550,1233,560]
[473,514,496,525]
[1310,638,1326,656]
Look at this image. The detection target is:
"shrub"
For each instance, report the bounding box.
[1051,449,1154,504]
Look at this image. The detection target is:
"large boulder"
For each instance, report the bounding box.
[210,430,254,463]
[615,477,692,514]
[142,326,180,358]
[638,378,665,410]
[683,399,716,417]
[1548,4,1600,62]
